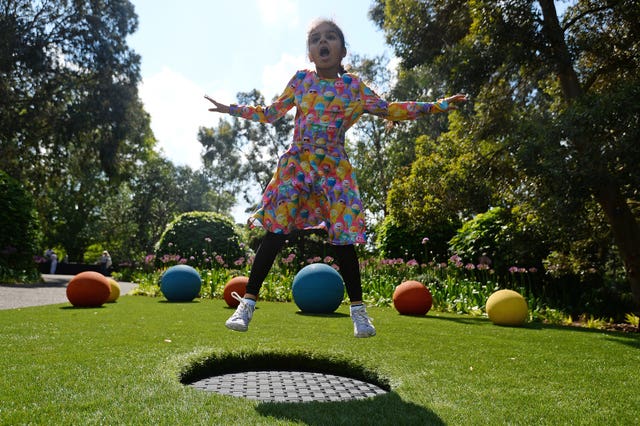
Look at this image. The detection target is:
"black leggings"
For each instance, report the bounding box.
[245,232,363,302]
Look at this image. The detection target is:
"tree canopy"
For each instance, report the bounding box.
[0,0,155,259]
[371,0,640,306]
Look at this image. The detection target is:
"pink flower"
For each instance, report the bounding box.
[421,237,429,244]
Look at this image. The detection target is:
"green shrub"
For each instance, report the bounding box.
[0,170,42,282]
[155,211,245,269]
[376,215,458,263]
[448,206,547,274]
[83,243,106,265]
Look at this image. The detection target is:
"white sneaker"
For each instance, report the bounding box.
[350,304,376,338]
[225,292,255,332]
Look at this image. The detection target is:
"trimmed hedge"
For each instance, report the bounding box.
[155,211,245,268]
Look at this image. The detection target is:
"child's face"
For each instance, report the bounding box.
[307,22,346,75]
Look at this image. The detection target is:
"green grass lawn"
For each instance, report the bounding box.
[1,295,639,425]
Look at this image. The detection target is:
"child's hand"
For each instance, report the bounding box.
[443,93,468,110]
[204,95,230,114]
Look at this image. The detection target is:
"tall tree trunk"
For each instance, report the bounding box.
[539,0,640,307]
[592,183,640,306]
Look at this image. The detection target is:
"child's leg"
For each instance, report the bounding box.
[332,244,376,337]
[331,244,363,303]
[225,232,287,332]
[244,232,288,298]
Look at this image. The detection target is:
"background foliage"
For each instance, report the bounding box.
[0,170,42,282]
[154,211,245,269]
[370,0,640,307]
[2,1,639,316]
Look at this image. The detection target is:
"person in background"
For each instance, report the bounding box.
[49,251,57,274]
[99,250,112,276]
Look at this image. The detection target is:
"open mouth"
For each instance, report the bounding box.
[319,46,330,58]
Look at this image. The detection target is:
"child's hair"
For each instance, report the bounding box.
[307,18,348,75]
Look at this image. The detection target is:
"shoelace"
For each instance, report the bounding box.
[352,309,373,327]
[231,291,244,306]
[230,292,252,319]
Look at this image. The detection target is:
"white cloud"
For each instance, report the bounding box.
[256,0,299,28]
[138,67,229,170]
[261,52,310,100]
[139,67,254,222]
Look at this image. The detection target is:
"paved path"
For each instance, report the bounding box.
[0,274,137,310]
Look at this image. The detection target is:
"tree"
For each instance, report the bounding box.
[125,154,218,258]
[0,170,42,281]
[199,90,293,212]
[371,0,640,306]
[0,0,154,260]
[347,54,415,224]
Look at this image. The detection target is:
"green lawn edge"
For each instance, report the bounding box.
[1,295,638,425]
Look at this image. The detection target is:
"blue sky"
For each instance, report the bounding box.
[128,0,390,169]
[127,1,572,222]
[127,0,391,221]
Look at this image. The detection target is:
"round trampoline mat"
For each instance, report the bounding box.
[188,370,388,403]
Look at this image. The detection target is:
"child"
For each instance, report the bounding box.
[205,18,466,337]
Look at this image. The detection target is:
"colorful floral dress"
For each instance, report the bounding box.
[229,69,448,245]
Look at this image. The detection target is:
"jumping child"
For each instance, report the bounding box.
[205,18,466,337]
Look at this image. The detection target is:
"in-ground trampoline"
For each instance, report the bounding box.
[182,352,390,403]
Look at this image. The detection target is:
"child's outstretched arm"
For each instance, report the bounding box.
[204,72,298,123]
[440,93,468,111]
[382,93,467,120]
[204,95,230,114]
[361,76,468,120]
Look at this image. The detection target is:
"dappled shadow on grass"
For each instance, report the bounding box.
[158,300,201,305]
[604,334,640,350]
[182,349,442,423]
[180,348,443,423]
[294,311,349,318]
[256,391,444,426]
[424,313,489,326]
[529,321,640,349]
[428,313,640,344]
[59,305,106,310]
[527,320,639,335]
